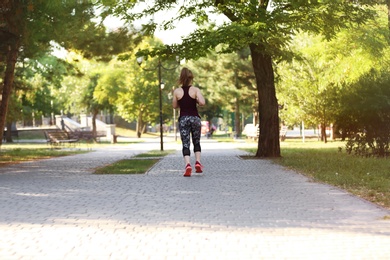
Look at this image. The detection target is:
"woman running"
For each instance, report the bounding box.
[172,67,206,177]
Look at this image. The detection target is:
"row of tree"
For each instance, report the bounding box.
[277,5,390,156]
[1,1,388,158]
[0,0,139,145]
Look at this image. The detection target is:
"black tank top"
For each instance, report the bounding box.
[178,86,200,118]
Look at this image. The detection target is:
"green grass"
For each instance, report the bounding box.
[115,127,159,138]
[94,158,159,174]
[134,150,174,158]
[0,144,87,165]
[94,150,174,174]
[7,127,155,144]
[17,130,46,140]
[245,140,390,209]
[0,141,173,175]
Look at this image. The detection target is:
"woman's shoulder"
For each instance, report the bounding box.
[174,87,183,96]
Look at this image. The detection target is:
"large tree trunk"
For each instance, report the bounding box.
[387,0,390,33]
[92,110,98,143]
[250,43,281,158]
[234,98,240,138]
[136,111,144,138]
[5,122,13,143]
[0,40,19,147]
[321,123,327,143]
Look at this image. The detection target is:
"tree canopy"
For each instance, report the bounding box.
[0,0,139,146]
[104,0,375,157]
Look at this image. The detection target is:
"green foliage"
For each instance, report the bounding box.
[18,54,78,116]
[188,50,256,123]
[94,69,124,107]
[54,52,97,115]
[108,0,376,157]
[86,37,179,133]
[0,0,141,147]
[338,70,390,157]
[0,147,86,164]
[277,5,389,129]
[107,1,375,61]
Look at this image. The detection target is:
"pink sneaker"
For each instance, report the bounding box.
[183,163,192,177]
[195,161,203,173]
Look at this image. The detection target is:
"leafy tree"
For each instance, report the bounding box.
[338,69,390,157]
[0,0,86,144]
[81,73,106,141]
[107,0,375,157]
[115,38,179,137]
[0,0,139,146]
[55,51,102,120]
[277,5,388,143]
[188,50,256,136]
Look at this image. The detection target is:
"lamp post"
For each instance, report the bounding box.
[137,56,180,151]
[50,100,54,125]
[168,86,177,141]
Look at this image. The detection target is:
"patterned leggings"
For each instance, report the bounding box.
[178,116,202,156]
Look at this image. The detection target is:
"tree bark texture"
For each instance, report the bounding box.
[387,0,390,34]
[234,98,240,138]
[250,44,281,157]
[0,40,19,147]
[92,110,98,142]
[5,122,13,143]
[321,123,327,143]
[136,112,144,138]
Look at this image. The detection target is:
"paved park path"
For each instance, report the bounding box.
[0,140,389,259]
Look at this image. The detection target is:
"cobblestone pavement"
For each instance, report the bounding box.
[0,140,389,259]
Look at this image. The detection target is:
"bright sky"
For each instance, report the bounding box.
[104,11,201,45]
[103,15,198,45]
[103,3,227,45]
[53,4,226,58]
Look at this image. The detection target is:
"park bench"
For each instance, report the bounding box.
[45,130,79,147]
[245,124,260,141]
[245,125,288,141]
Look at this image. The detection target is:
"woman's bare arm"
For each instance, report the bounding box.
[196,88,205,106]
[172,89,179,109]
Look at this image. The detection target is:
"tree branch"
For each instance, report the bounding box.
[214,0,239,22]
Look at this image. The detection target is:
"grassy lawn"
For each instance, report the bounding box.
[0,144,88,165]
[0,127,162,166]
[115,127,159,138]
[133,150,174,158]
[6,127,157,145]
[94,150,174,174]
[0,139,173,175]
[245,139,390,209]
[94,158,160,174]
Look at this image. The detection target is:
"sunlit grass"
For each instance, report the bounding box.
[246,139,390,209]
[115,127,159,138]
[94,159,159,174]
[94,150,174,174]
[0,145,87,165]
[134,150,174,158]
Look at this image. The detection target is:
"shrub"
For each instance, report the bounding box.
[336,70,390,157]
